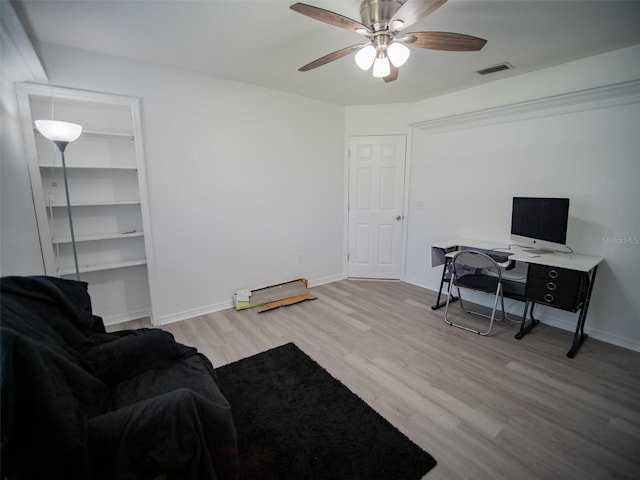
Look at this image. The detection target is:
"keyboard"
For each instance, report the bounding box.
[487,252,513,264]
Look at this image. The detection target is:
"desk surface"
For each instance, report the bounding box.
[433,238,603,272]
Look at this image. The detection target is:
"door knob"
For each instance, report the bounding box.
[396,215,404,221]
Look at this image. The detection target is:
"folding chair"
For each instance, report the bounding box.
[444,250,506,335]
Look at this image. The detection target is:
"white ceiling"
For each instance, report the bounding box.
[12,0,640,106]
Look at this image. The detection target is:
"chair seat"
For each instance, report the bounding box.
[454,273,526,301]
[454,273,499,292]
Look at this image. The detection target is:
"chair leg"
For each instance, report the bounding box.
[483,283,503,336]
[457,287,470,312]
[444,283,504,336]
[446,286,484,335]
[444,276,456,326]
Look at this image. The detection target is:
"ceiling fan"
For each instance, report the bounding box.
[290,0,486,82]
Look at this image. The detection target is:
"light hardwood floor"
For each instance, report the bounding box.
[111,280,640,480]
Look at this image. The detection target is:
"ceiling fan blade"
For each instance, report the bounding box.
[383,65,399,83]
[298,44,363,72]
[389,0,448,30]
[402,31,487,51]
[290,3,372,34]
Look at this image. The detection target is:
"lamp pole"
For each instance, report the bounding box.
[54,140,81,280]
[35,120,83,281]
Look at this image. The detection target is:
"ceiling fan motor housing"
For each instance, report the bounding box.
[360,0,405,31]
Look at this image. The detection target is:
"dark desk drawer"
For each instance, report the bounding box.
[526,264,588,312]
[528,263,583,283]
[527,279,582,311]
[528,290,582,311]
[527,278,579,297]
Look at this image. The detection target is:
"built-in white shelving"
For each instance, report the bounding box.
[17,83,156,325]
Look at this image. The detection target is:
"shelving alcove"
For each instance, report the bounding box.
[16,83,157,326]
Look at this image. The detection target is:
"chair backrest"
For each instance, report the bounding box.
[452,250,502,282]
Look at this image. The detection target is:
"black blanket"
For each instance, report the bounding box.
[1,276,238,480]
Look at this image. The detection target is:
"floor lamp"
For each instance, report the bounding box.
[35,120,83,280]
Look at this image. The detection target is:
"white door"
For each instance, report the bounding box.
[348,135,406,279]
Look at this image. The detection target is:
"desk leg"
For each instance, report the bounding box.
[515,300,539,340]
[567,266,598,358]
[432,257,458,310]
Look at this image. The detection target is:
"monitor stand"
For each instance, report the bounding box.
[524,248,553,255]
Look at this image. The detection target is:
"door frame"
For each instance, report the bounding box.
[344,133,411,280]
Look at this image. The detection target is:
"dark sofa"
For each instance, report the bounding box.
[0,276,239,480]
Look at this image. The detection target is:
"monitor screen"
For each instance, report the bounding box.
[511,197,570,250]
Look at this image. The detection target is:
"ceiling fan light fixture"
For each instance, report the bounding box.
[290,0,486,83]
[355,44,376,70]
[387,41,410,67]
[372,54,391,78]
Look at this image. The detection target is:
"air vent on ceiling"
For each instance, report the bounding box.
[477,62,512,75]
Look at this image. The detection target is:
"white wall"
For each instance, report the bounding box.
[408,98,639,349]
[32,42,346,324]
[4,12,638,351]
[346,45,640,351]
[0,1,48,275]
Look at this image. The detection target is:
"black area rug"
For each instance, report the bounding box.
[216,343,437,480]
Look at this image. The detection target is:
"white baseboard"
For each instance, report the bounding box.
[404,278,640,354]
[156,274,347,326]
[103,308,152,326]
[157,300,233,326]
[308,273,347,287]
[403,276,433,291]
[538,314,640,353]
[147,270,640,353]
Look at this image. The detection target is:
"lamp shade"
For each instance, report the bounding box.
[387,42,410,68]
[35,120,82,143]
[372,55,391,78]
[355,45,376,70]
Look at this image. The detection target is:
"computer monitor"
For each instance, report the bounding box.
[510,197,570,253]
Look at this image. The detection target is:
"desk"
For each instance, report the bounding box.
[431,239,603,358]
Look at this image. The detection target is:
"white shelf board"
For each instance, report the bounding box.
[48,200,141,208]
[52,231,144,244]
[59,258,147,275]
[82,130,134,140]
[34,128,133,140]
[39,164,137,171]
